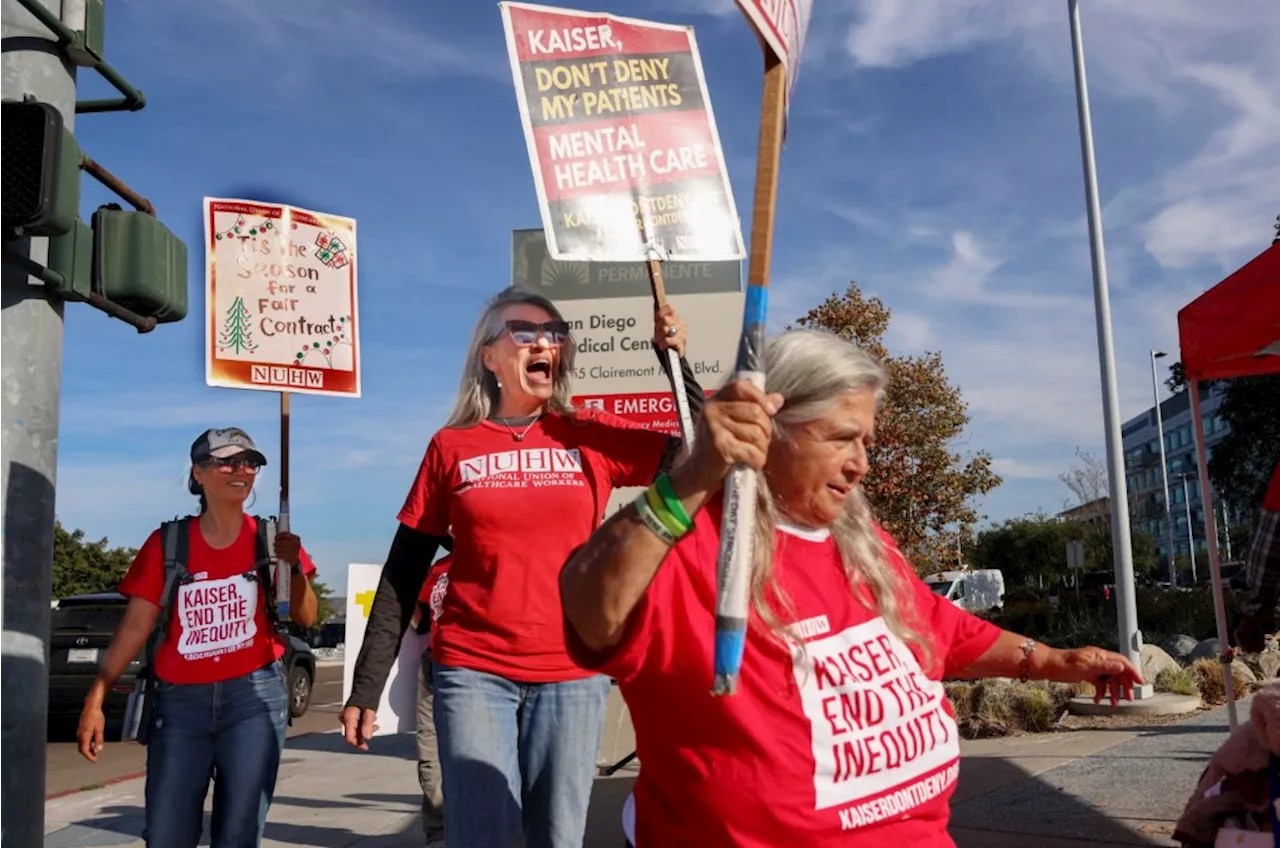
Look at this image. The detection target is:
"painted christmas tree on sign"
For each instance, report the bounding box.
[218,290,259,355]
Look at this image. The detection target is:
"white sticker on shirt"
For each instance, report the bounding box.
[430,573,449,623]
[794,617,960,814]
[457,448,585,489]
[176,574,258,660]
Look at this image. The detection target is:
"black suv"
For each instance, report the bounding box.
[49,592,316,738]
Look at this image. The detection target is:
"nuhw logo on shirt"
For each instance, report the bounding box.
[458,448,584,488]
[794,618,960,827]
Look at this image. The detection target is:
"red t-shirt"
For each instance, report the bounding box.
[118,516,317,685]
[398,410,669,681]
[589,500,1001,847]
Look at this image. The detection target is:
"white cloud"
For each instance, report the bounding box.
[885,310,933,352]
[990,457,1067,481]
[841,0,1280,274]
[845,1,1054,70]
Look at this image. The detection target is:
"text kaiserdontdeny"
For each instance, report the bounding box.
[233,234,344,339]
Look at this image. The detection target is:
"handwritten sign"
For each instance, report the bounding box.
[204,197,361,398]
[177,575,258,660]
[499,2,744,263]
[794,618,960,816]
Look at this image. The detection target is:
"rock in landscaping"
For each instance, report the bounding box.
[1258,651,1280,680]
[1141,644,1180,683]
[1163,634,1198,659]
[1188,638,1222,661]
[1232,659,1258,685]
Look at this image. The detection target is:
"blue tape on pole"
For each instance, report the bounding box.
[743,285,768,329]
[278,603,290,619]
[714,628,747,676]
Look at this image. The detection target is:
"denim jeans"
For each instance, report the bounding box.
[432,662,611,848]
[143,662,289,847]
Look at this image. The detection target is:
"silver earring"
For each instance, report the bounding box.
[496,378,502,388]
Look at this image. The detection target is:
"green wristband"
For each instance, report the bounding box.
[654,474,693,533]
[645,485,687,539]
[634,493,676,545]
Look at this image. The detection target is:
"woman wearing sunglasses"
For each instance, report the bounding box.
[344,286,703,848]
[76,428,319,847]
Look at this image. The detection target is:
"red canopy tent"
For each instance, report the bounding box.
[1176,240,1280,728]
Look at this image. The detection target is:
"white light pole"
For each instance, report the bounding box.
[1067,0,1148,697]
[1150,350,1177,585]
[1183,474,1198,583]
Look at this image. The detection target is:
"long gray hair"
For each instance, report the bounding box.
[750,329,933,664]
[445,287,578,428]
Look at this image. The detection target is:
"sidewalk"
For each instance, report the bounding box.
[45,694,1238,847]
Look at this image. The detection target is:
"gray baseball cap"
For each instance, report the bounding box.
[190,427,267,466]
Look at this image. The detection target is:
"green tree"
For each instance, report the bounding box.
[1163,367,1279,523]
[52,521,137,599]
[794,283,1002,572]
[310,579,338,626]
[969,514,1079,588]
[1209,374,1280,524]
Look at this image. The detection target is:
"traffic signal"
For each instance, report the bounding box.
[1,100,80,237]
[91,206,188,324]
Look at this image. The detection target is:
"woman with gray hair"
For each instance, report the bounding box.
[343,286,702,848]
[561,329,1143,847]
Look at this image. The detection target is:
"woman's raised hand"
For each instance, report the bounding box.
[679,380,783,493]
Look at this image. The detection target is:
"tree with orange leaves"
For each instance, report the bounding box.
[794,283,1001,574]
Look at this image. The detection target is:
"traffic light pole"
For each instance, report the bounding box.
[2,0,77,842]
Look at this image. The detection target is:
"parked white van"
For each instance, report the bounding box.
[923,569,1005,614]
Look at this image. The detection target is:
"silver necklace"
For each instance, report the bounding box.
[497,416,540,441]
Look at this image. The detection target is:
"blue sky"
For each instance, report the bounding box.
[57,0,1279,588]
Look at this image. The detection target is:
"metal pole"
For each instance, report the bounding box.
[2,0,77,842]
[1183,475,1198,583]
[1222,502,1232,562]
[1067,0,1149,697]
[1150,351,1178,586]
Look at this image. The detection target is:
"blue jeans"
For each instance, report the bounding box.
[143,662,289,847]
[432,663,611,848]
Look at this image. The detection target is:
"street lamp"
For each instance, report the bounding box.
[1150,350,1177,585]
[1183,474,1199,584]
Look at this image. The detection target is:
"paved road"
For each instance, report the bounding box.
[45,663,346,798]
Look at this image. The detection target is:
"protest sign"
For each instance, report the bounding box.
[499,2,744,263]
[341,563,428,735]
[734,0,812,115]
[204,197,360,398]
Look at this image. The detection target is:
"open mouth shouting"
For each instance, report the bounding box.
[524,353,554,390]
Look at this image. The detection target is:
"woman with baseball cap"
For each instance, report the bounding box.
[76,427,320,847]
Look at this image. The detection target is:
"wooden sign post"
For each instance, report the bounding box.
[713,0,812,696]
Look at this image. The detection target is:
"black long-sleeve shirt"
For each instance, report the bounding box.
[345,352,706,710]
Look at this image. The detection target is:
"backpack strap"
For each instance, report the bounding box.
[254,515,281,632]
[146,517,191,673]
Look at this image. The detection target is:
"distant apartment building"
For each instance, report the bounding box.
[1120,383,1231,568]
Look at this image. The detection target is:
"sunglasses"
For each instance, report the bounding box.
[498,319,571,347]
[206,457,262,474]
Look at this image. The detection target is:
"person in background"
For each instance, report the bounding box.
[1233,458,1280,654]
[77,427,318,847]
[411,550,453,847]
[341,287,704,848]
[561,330,1143,847]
